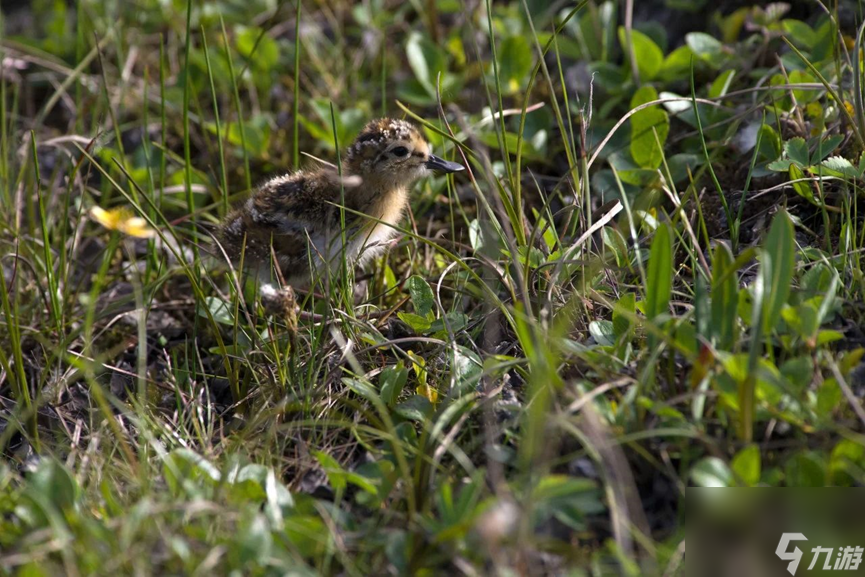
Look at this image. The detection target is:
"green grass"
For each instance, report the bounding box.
[3,0,865,574]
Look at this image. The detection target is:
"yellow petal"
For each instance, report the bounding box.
[120,216,155,238]
[416,384,439,404]
[90,206,120,229]
[90,206,154,238]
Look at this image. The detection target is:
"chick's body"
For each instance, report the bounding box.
[218,118,463,288]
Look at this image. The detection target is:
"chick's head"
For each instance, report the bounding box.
[344,118,463,187]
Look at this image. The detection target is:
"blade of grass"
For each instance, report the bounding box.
[201,27,230,216]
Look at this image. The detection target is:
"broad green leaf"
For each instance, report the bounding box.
[784,137,810,167]
[429,311,469,337]
[783,19,817,48]
[395,395,433,421]
[767,158,794,172]
[708,69,735,98]
[314,450,347,491]
[782,301,819,341]
[406,275,435,318]
[756,124,781,161]
[785,452,825,487]
[789,70,817,104]
[645,223,673,320]
[284,515,328,558]
[25,459,78,513]
[343,377,379,403]
[379,362,409,407]
[810,134,844,165]
[780,356,814,392]
[830,440,865,485]
[397,312,432,333]
[200,296,234,325]
[630,85,669,169]
[731,445,761,486]
[660,45,694,80]
[821,156,861,179]
[498,35,532,94]
[618,28,663,81]
[236,514,272,565]
[220,115,271,158]
[612,293,636,340]
[603,226,630,268]
[449,345,482,396]
[686,32,723,66]
[788,164,817,205]
[235,26,279,72]
[406,31,447,97]
[690,457,733,487]
[816,330,844,345]
[711,243,738,350]
[761,211,795,334]
[589,320,615,346]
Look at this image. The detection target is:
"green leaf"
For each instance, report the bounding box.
[25,459,79,513]
[783,19,817,48]
[406,275,435,318]
[830,440,865,485]
[789,70,817,105]
[397,312,432,333]
[200,296,234,325]
[406,31,447,97]
[429,311,469,337]
[690,457,733,487]
[767,158,794,172]
[708,69,735,98]
[235,26,279,72]
[761,211,796,334]
[780,356,814,392]
[816,329,844,345]
[788,164,817,205]
[660,45,694,80]
[821,155,862,180]
[380,362,409,407]
[756,124,781,161]
[618,28,664,80]
[785,452,825,487]
[629,85,669,169]
[395,395,433,421]
[603,226,630,268]
[163,449,221,497]
[711,243,738,350]
[235,513,272,565]
[686,32,723,65]
[784,137,810,167]
[343,377,379,403]
[589,320,615,346]
[283,515,328,558]
[313,450,347,491]
[219,115,271,158]
[731,445,761,486]
[809,135,842,164]
[645,223,673,320]
[782,301,819,341]
[612,293,636,340]
[449,345,482,396]
[498,35,532,94]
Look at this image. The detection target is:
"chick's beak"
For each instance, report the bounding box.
[425,154,464,173]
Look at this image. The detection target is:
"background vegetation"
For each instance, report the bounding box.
[2,0,865,574]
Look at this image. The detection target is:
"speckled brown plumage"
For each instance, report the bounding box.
[217,118,464,288]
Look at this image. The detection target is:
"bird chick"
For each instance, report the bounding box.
[218,118,464,288]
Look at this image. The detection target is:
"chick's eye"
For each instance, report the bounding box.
[391,146,409,157]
